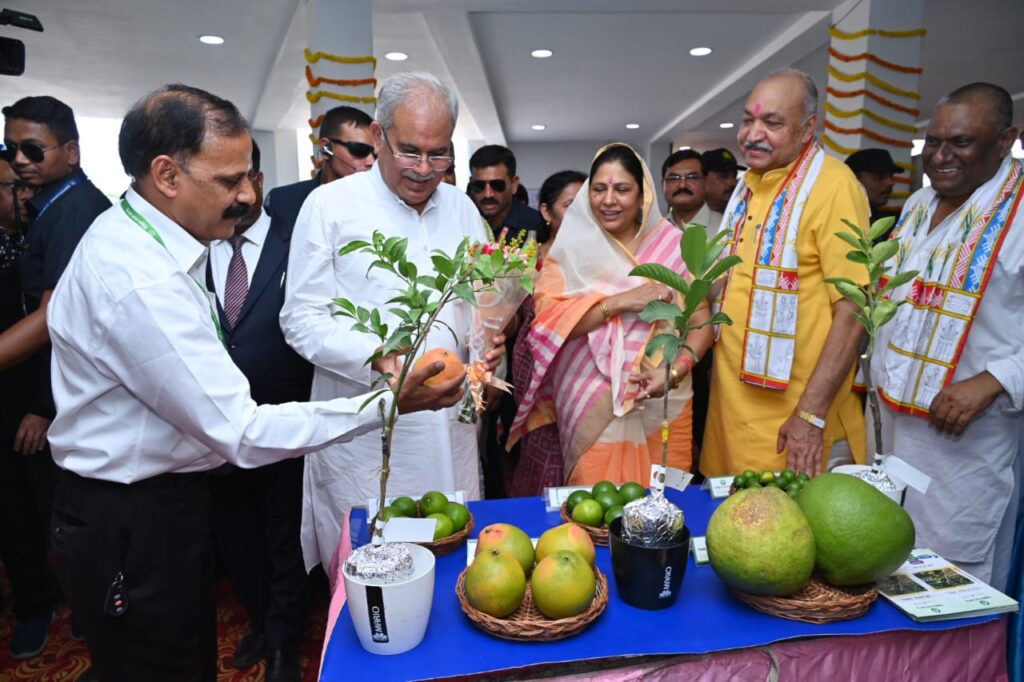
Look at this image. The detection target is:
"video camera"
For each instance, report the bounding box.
[1,8,44,76]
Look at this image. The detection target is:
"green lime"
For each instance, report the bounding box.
[377,506,403,522]
[759,471,777,486]
[797,472,810,484]
[740,472,758,488]
[571,499,604,527]
[618,481,647,503]
[785,482,803,498]
[732,475,746,490]
[391,496,418,518]
[427,512,453,539]
[604,505,624,526]
[591,480,618,497]
[419,491,449,517]
[779,469,796,485]
[594,490,624,512]
[742,470,757,480]
[442,501,470,532]
[566,490,593,512]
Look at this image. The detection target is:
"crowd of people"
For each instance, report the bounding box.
[0,67,1020,682]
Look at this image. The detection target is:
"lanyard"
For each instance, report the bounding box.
[120,198,226,346]
[33,175,80,221]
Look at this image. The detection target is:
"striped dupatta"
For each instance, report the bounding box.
[508,218,693,481]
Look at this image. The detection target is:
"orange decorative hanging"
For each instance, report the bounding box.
[826,87,920,117]
[828,65,921,100]
[827,47,923,74]
[305,65,377,88]
[823,120,913,148]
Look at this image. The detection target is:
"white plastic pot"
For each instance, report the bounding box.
[343,542,436,655]
[832,463,907,505]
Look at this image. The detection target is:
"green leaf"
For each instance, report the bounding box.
[684,279,711,315]
[702,254,743,283]
[359,390,390,413]
[681,224,708,278]
[823,276,857,288]
[356,307,370,324]
[629,263,689,293]
[871,240,900,264]
[367,260,396,278]
[338,240,371,257]
[645,333,679,360]
[412,275,435,289]
[453,282,476,305]
[662,337,682,366]
[880,269,919,293]
[398,260,418,280]
[519,275,535,295]
[852,310,872,332]
[703,242,727,271]
[835,230,867,252]
[868,216,897,242]
[431,254,455,278]
[388,307,411,323]
[640,301,683,324]
[381,331,412,358]
[871,299,900,328]
[835,281,867,308]
[846,251,870,265]
[840,218,866,239]
[708,311,733,326]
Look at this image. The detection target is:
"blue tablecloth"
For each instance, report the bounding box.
[321,487,996,681]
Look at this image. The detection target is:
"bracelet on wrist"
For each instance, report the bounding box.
[797,409,826,430]
[599,299,612,322]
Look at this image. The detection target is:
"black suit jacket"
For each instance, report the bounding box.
[264,175,320,231]
[207,215,313,408]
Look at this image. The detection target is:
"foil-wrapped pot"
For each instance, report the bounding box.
[854,468,899,493]
[620,492,685,547]
[344,543,415,584]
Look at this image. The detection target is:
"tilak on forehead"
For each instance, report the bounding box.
[754,103,762,115]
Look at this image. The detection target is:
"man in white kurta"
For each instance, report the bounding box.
[281,73,490,572]
[873,83,1023,589]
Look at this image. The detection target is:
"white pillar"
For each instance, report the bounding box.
[305,0,375,173]
[823,0,926,210]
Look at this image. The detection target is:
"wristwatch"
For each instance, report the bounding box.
[797,410,826,430]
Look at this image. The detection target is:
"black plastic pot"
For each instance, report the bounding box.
[608,516,690,610]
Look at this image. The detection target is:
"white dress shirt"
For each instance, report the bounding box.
[46,188,388,483]
[208,209,270,301]
[281,163,488,570]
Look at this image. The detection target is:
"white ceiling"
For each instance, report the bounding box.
[4,0,1023,157]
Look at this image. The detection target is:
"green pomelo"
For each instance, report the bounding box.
[797,473,915,586]
[706,487,815,596]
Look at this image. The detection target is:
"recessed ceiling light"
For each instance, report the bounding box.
[531,49,553,59]
[531,124,546,131]
[719,122,734,129]
[198,35,224,45]
[625,123,640,130]
[678,146,691,151]
[689,47,712,57]
[384,52,408,61]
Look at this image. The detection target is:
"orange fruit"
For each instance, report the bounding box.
[477,523,535,576]
[465,549,526,617]
[413,347,464,387]
[535,523,595,567]
[530,550,596,619]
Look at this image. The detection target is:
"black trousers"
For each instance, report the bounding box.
[209,457,307,651]
[51,469,216,682]
[0,405,58,621]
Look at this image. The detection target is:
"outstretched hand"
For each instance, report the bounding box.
[777,414,824,476]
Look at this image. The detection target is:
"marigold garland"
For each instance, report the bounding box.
[305,65,377,88]
[826,87,920,117]
[824,102,917,133]
[303,48,377,67]
[829,26,927,40]
[828,65,921,100]
[306,90,377,105]
[827,47,922,74]
[823,120,913,148]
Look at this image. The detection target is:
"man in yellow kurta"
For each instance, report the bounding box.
[702,69,869,476]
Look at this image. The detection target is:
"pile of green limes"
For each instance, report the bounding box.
[566,480,647,528]
[732,469,810,499]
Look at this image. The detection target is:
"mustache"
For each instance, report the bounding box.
[481,199,499,205]
[672,188,694,198]
[744,142,773,153]
[222,202,250,220]
[402,169,435,183]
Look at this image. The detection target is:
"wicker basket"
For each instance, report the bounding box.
[415,513,474,557]
[456,565,608,641]
[730,576,879,623]
[559,502,609,546]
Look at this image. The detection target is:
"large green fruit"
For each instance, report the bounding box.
[797,473,915,586]
[706,487,815,596]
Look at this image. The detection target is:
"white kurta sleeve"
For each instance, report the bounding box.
[988,356,1024,413]
[100,275,389,470]
[280,191,378,388]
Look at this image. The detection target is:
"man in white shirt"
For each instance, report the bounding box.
[873,83,1023,589]
[281,72,503,575]
[661,149,721,231]
[46,84,463,682]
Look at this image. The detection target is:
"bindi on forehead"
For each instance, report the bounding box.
[754,103,762,115]
[603,174,616,184]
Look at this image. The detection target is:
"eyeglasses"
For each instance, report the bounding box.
[664,173,703,184]
[325,137,377,160]
[0,180,22,189]
[0,141,65,164]
[380,130,453,171]
[468,179,508,194]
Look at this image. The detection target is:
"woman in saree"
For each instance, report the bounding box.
[509,144,712,485]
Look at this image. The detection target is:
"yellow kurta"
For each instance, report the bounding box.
[701,152,869,476]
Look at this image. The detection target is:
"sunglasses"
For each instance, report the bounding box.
[0,141,66,164]
[325,138,376,160]
[468,179,507,194]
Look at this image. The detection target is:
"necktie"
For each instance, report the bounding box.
[223,235,248,328]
